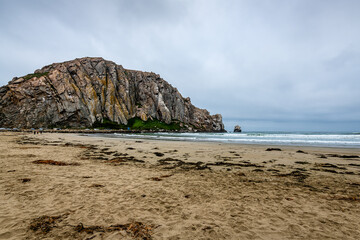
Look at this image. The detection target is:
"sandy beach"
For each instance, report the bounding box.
[1,132,360,239]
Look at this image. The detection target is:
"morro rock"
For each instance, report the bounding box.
[0,57,225,131]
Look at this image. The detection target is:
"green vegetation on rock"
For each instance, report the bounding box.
[92,117,182,131]
[23,72,49,80]
[92,118,126,130]
[128,117,181,130]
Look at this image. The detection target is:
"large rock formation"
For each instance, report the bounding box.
[0,57,225,131]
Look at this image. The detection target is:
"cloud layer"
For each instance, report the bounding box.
[1,0,359,131]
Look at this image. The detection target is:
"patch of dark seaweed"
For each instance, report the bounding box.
[315,163,346,169]
[349,163,360,167]
[32,160,80,166]
[295,168,308,172]
[90,156,109,160]
[29,214,67,233]
[347,182,360,187]
[311,168,339,174]
[154,152,165,157]
[266,148,282,151]
[207,161,261,168]
[75,221,153,239]
[108,156,145,164]
[295,161,310,165]
[322,169,338,173]
[158,158,209,170]
[113,153,128,157]
[329,196,360,202]
[275,170,309,182]
[20,178,31,183]
[158,158,262,171]
[90,184,105,188]
[102,151,116,155]
[150,177,162,181]
[326,154,359,159]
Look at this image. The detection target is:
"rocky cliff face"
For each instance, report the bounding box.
[0,57,224,131]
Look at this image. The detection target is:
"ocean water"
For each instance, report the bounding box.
[99,132,360,148]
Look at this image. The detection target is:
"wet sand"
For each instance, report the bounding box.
[0,132,360,239]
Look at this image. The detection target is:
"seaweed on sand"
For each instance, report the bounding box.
[75,221,153,239]
[266,148,282,151]
[29,214,154,239]
[315,163,346,169]
[107,156,145,164]
[158,158,263,171]
[326,154,359,159]
[154,152,165,157]
[20,178,31,183]
[275,170,309,182]
[158,158,209,170]
[295,161,310,165]
[90,184,105,188]
[149,174,174,181]
[32,160,80,166]
[330,196,360,201]
[29,214,67,233]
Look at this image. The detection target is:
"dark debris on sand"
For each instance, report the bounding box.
[154,152,165,157]
[20,178,31,183]
[149,174,174,181]
[329,195,360,202]
[90,184,105,188]
[29,214,67,233]
[275,170,309,182]
[266,148,282,151]
[107,156,145,164]
[295,161,310,165]
[158,158,210,170]
[157,158,265,171]
[29,213,153,239]
[32,160,80,166]
[326,154,359,159]
[315,163,347,170]
[74,221,153,239]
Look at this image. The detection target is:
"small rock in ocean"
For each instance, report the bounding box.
[234,125,242,132]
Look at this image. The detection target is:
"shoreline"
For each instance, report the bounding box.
[0,129,227,134]
[0,129,360,150]
[1,132,360,239]
[85,132,360,150]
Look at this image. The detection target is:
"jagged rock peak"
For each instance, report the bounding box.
[0,57,225,132]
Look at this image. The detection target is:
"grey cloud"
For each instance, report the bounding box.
[0,0,359,131]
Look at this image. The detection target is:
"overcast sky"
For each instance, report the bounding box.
[1,0,359,131]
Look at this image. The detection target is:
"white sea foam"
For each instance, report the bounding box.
[109,132,360,148]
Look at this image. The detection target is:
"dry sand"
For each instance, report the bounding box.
[0,132,360,239]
